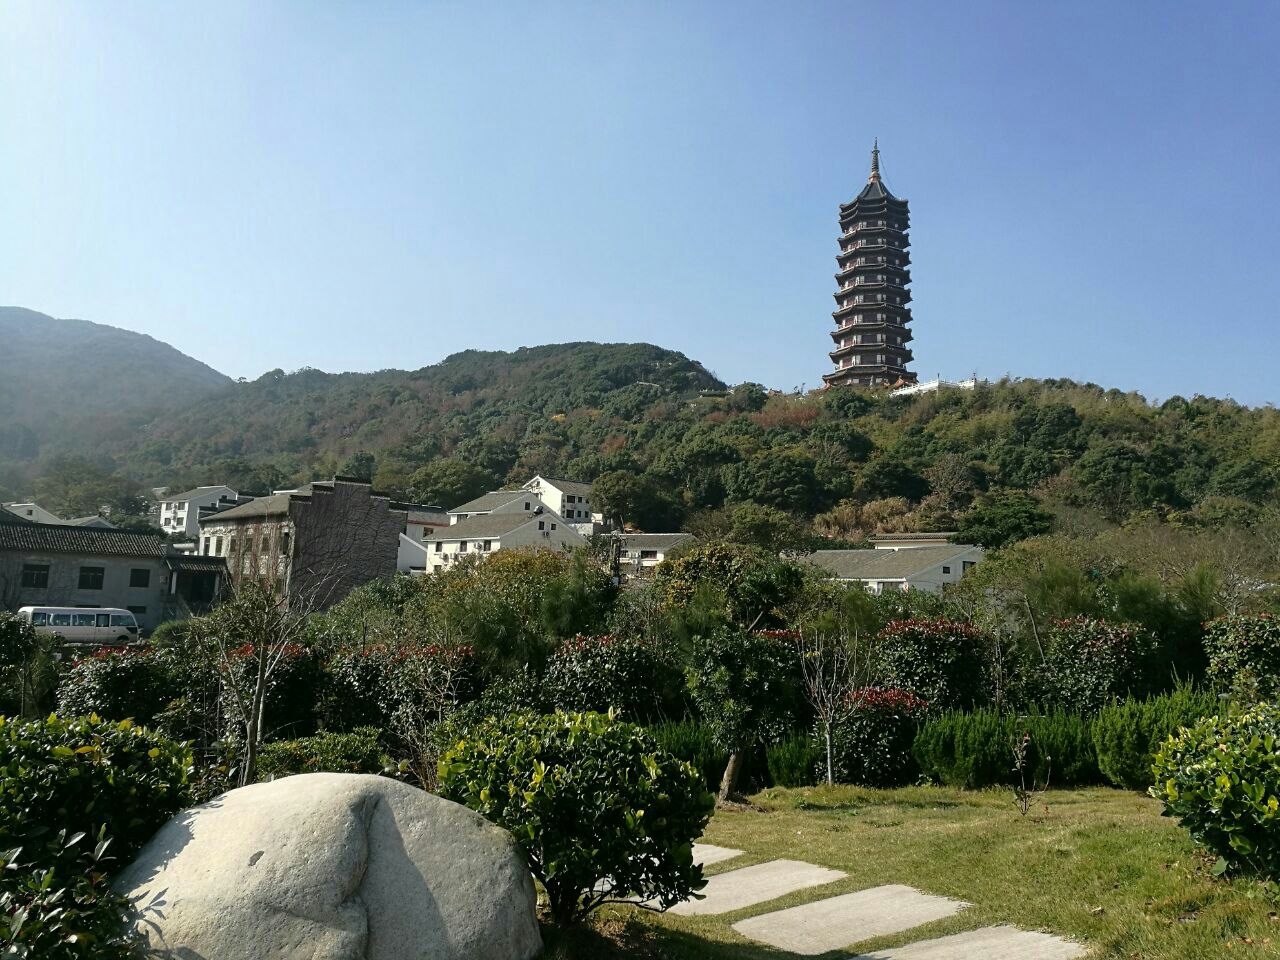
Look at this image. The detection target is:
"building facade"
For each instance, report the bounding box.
[0,518,226,630]
[824,141,917,389]
[805,543,983,595]
[402,509,587,575]
[605,532,697,579]
[198,477,406,609]
[159,485,242,540]
[522,476,602,534]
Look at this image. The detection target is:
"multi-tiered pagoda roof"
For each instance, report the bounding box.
[823,142,917,389]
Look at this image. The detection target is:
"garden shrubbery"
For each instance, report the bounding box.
[1151,703,1280,878]
[1092,684,1220,790]
[439,710,714,925]
[1204,613,1280,703]
[829,687,929,786]
[1036,617,1154,712]
[57,647,178,727]
[257,726,392,778]
[0,714,192,959]
[542,634,683,722]
[873,618,989,710]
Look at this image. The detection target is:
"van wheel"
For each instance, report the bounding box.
[118,635,130,644]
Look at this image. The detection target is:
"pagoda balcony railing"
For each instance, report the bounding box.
[841,239,903,252]
[838,316,909,329]
[841,220,906,236]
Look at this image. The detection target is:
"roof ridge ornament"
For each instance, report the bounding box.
[868,138,881,183]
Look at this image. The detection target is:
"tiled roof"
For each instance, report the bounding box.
[526,476,593,498]
[0,522,169,558]
[806,545,977,581]
[613,532,697,550]
[449,490,535,514]
[0,506,32,525]
[869,531,957,543]
[160,485,235,503]
[165,554,228,574]
[68,516,115,528]
[201,493,292,522]
[426,513,540,540]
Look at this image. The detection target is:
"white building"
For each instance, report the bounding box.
[806,542,984,594]
[890,377,981,398]
[607,532,697,577]
[522,476,603,534]
[448,489,542,524]
[159,486,242,539]
[401,508,587,575]
[3,503,66,525]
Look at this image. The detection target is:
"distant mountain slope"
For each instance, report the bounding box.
[122,342,726,487]
[0,307,233,464]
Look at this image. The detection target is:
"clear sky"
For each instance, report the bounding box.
[2,2,1278,403]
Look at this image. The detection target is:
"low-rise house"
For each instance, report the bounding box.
[869,532,959,550]
[4,502,67,525]
[447,489,542,524]
[0,521,226,630]
[522,476,603,533]
[198,477,406,609]
[67,515,116,529]
[607,532,697,577]
[805,543,983,594]
[159,485,243,539]
[402,507,587,575]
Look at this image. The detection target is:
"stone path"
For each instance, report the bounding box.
[668,859,846,916]
[852,925,1087,959]
[692,843,743,868]
[673,842,1087,958]
[731,884,967,956]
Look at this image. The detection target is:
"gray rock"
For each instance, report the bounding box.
[115,773,542,960]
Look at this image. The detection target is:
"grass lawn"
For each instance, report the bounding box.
[547,784,1279,959]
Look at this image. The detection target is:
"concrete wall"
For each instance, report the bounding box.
[0,552,173,630]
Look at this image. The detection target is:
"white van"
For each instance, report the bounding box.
[17,606,141,646]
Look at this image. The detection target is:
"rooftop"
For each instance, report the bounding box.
[806,545,977,581]
[203,492,295,522]
[425,512,542,540]
[525,475,593,498]
[449,489,537,514]
[0,521,171,558]
[161,484,236,503]
[610,532,697,550]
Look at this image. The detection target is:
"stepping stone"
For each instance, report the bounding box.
[693,843,743,868]
[732,884,967,955]
[668,859,846,916]
[853,925,1086,960]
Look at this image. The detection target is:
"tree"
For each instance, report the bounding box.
[591,470,683,530]
[855,458,929,503]
[0,611,54,717]
[338,449,376,482]
[723,451,822,513]
[723,502,811,551]
[407,458,498,509]
[956,491,1053,548]
[655,541,807,631]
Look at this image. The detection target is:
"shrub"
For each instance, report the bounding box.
[257,727,392,779]
[543,635,683,722]
[766,734,822,788]
[1151,704,1280,878]
[320,643,478,734]
[1204,613,1280,702]
[0,611,55,718]
[1037,617,1154,712]
[830,687,929,787]
[914,707,1101,788]
[439,710,714,925]
[57,647,178,726]
[1092,685,1219,790]
[648,720,729,794]
[0,714,193,959]
[686,627,800,798]
[874,618,988,711]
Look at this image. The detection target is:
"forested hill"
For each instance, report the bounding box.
[0,307,232,465]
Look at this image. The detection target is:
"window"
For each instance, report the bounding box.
[227,537,236,557]
[459,541,468,552]
[110,614,133,627]
[78,566,105,590]
[73,613,96,627]
[550,523,557,531]
[434,542,442,554]
[20,564,49,588]
[129,568,151,588]
[640,550,658,560]
[30,612,48,626]
[942,566,951,575]
[280,532,291,556]
[214,536,223,555]
[50,613,71,626]
[96,614,111,627]
[260,536,269,554]
[524,501,531,510]
[538,520,545,530]
[127,606,147,616]
[962,561,976,572]
[201,537,211,554]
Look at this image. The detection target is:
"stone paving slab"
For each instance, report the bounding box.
[693,843,744,868]
[668,859,846,916]
[853,925,1087,960]
[732,884,967,955]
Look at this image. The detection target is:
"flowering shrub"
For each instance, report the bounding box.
[218,643,322,740]
[543,634,683,722]
[1204,613,1280,703]
[1038,617,1153,712]
[1151,704,1280,878]
[874,618,989,710]
[57,647,178,727]
[320,643,477,732]
[829,687,929,786]
[439,711,714,925]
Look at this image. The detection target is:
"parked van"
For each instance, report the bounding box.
[16,607,140,646]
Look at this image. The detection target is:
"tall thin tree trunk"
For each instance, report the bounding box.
[824,723,834,785]
[719,751,744,802]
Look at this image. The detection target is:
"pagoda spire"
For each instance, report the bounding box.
[868,138,881,183]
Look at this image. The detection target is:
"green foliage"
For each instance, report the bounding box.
[57,648,178,727]
[1092,686,1218,790]
[542,635,683,723]
[686,627,799,754]
[655,541,806,630]
[646,720,729,793]
[407,457,498,509]
[438,710,714,925]
[873,618,989,711]
[1035,617,1154,712]
[1204,613,1280,702]
[914,707,1101,788]
[829,688,930,787]
[0,714,193,959]
[0,612,55,718]
[591,470,683,530]
[257,727,391,778]
[1151,704,1280,878]
[765,734,822,788]
[954,491,1053,548]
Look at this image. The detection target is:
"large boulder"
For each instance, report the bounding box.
[114,773,542,960]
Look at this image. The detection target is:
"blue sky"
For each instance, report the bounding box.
[2,2,1278,403]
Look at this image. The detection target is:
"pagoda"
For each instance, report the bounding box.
[823,141,917,388]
